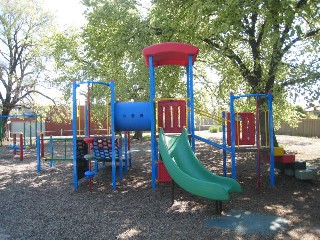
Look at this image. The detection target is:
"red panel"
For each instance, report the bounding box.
[165,105,171,130]
[157,161,172,182]
[142,42,199,67]
[275,154,295,164]
[227,112,255,146]
[157,100,186,133]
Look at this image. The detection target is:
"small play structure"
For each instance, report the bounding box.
[66,42,245,205]
[0,113,43,147]
[265,146,317,180]
[71,81,131,191]
[0,113,41,160]
[36,134,73,172]
[5,132,29,161]
[37,42,286,205]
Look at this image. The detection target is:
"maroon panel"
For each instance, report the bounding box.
[157,161,172,182]
[157,100,186,133]
[227,112,255,146]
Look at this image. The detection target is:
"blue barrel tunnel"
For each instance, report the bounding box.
[114,102,151,131]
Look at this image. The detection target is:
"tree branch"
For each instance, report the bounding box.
[14,90,56,105]
[203,37,257,87]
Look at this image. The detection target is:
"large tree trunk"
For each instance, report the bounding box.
[132,131,143,140]
[1,108,11,143]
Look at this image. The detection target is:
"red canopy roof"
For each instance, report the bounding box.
[142,42,199,67]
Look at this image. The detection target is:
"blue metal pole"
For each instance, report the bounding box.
[110,81,117,189]
[188,55,195,152]
[222,111,227,177]
[124,133,128,173]
[94,160,99,173]
[149,56,157,189]
[119,133,123,180]
[186,65,191,133]
[72,81,79,190]
[268,93,275,187]
[230,93,237,179]
[36,136,41,173]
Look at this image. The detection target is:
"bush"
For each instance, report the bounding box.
[209,126,221,133]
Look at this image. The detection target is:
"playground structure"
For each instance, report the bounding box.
[36,134,74,172]
[0,114,42,160]
[67,42,278,203]
[71,81,134,191]
[3,132,27,161]
[0,113,44,147]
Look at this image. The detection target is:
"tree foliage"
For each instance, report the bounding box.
[149,0,319,131]
[0,0,55,136]
[51,0,319,139]
[81,0,189,101]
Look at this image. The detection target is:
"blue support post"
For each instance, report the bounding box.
[119,133,123,180]
[36,136,41,173]
[186,65,191,134]
[149,56,157,189]
[124,133,128,173]
[110,81,117,190]
[188,55,195,152]
[72,81,79,190]
[222,111,227,177]
[94,160,99,173]
[230,93,237,179]
[268,93,275,187]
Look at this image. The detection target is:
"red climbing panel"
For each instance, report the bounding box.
[157,100,187,133]
[227,112,255,146]
[157,161,172,182]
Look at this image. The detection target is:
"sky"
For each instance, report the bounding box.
[41,0,87,29]
[36,0,87,104]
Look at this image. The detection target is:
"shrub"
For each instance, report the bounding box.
[209,126,221,133]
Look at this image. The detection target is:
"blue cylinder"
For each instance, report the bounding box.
[115,102,151,131]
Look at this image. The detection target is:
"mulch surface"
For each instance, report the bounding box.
[0,132,319,239]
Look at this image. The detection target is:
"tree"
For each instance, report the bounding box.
[53,0,320,145]
[149,0,320,145]
[0,0,54,137]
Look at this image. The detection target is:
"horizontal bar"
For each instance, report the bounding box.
[77,81,111,87]
[40,138,73,141]
[42,157,73,161]
[194,135,231,152]
[231,93,271,99]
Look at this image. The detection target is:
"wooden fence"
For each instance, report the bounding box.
[276,119,320,137]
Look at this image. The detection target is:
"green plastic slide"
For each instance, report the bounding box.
[159,128,242,201]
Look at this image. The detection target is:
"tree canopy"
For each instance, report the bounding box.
[51,0,320,131]
[0,0,55,114]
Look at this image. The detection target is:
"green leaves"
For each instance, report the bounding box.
[49,0,319,129]
[0,0,55,113]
